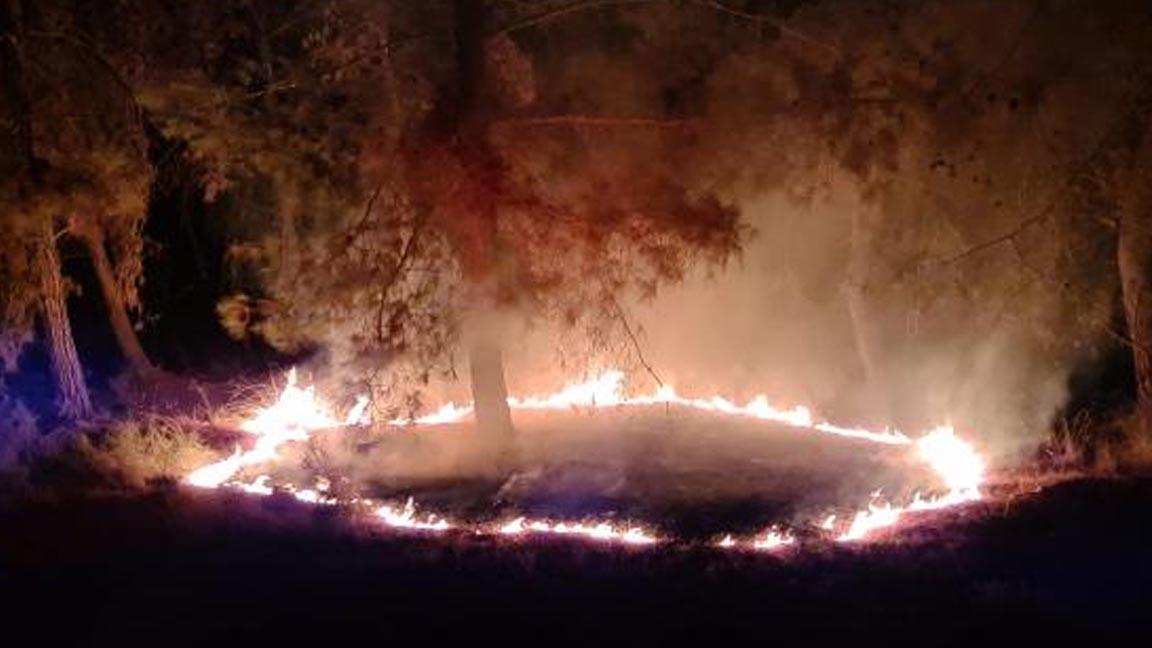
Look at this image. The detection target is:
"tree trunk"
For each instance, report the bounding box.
[79,227,157,378]
[845,206,879,385]
[275,180,301,288]
[1113,103,1152,440]
[843,202,901,427]
[1118,195,1152,439]
[447,0,515,454]
[6,2,89,418]
[37,224,92,419]
[468,320,514,447]
[844,283,877,383]
[459,217,515,454]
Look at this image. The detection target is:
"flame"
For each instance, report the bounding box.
[837,500,902,542]
[915,425,984,497]
[497,516,658,545]
[375,498,452,531]
[712,526,795,551]
[185,369,341,488]
[393,402,475,426]
[752,527,797,550]
[822,426,986,543]
[387,370,910,446]
[183,368,988,550]
[509,370,627,409]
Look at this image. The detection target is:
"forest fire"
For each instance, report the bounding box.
[10,1,1152,638]
[184,369,986,551]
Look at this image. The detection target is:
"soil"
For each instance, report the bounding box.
[2,474,1151,644]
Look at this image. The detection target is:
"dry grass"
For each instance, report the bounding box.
[89,415,218,488]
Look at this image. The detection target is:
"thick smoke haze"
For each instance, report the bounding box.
[401,0,1128,468]
[486,181,1086,468]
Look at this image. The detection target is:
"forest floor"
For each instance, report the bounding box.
[2,411,1151,644]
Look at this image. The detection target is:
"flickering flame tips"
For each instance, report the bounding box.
[183,368,987,550]
[375,498,452,531]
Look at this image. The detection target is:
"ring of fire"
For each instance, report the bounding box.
[185,369,986,552]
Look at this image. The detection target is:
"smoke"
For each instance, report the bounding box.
[319,0,1122,477]
[490,172,1104,469]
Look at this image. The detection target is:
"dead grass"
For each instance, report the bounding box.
[89,415,218,488]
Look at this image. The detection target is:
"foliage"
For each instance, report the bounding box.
[1,0,154,412]
[3,0,1152,449]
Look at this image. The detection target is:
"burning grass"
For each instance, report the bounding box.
[93,416,217,488]
[177,369,992,553]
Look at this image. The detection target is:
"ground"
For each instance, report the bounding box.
[2,412,1150,644]
[268,406,939,538]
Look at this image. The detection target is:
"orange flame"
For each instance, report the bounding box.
[184,368,986,550]
[498,516,658,545]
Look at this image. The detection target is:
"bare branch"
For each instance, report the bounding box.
[938,212,1048,266]
[607,293,664,388]
[892,212,1050,283]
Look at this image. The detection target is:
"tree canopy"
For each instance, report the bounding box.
[3,0,1152,451]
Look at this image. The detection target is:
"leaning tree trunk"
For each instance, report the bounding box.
[36,224,92,419]
[78,227,156,378]
[6,1,88,418]
[1118,194,1152,439]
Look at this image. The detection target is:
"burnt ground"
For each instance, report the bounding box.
[2,411,1151,645]
[2,480,1152,644]
[266,406,941,539]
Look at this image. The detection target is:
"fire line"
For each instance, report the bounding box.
[185,369,986,551]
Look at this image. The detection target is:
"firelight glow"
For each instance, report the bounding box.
[184,368,987,551]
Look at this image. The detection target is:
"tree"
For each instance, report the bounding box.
[1,0,159,421]
[1099,74,1152,440]
[142,1,745,460]
[1,0,95,418]
[395,1,748,460]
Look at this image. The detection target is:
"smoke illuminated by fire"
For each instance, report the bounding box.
[184,369,987,552]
